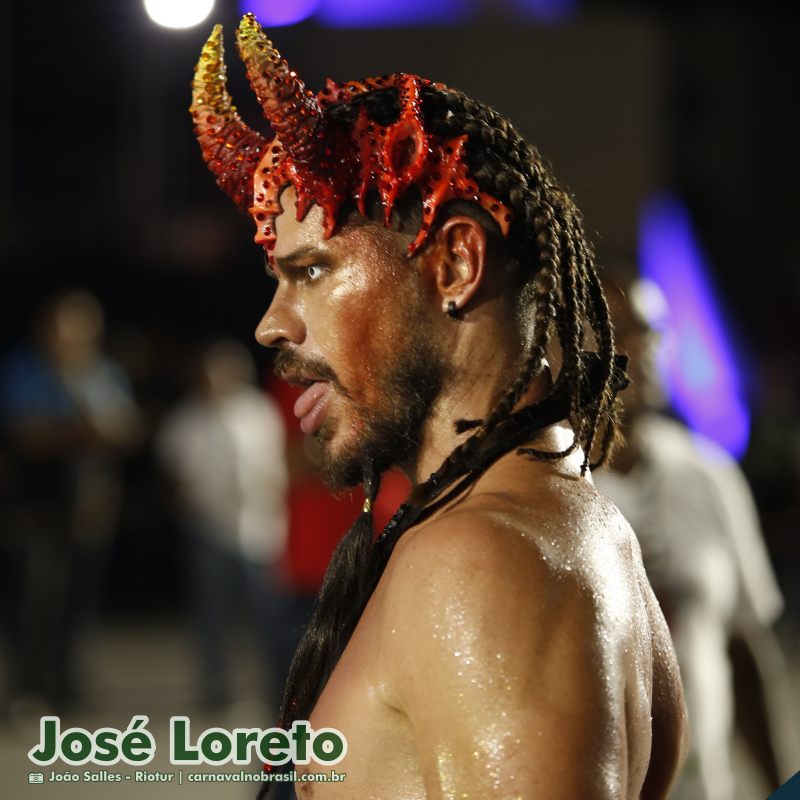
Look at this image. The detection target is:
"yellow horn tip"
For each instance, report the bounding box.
[191,24,229,114]
[195,24,223,66]
[239,12,260,33]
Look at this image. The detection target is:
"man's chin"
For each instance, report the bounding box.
[305,425,366,491]
[307,420,411,492]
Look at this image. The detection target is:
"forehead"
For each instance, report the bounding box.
[273,186,327,260]
[271,185,410,272]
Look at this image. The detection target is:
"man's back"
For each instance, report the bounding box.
[300,431,687,798]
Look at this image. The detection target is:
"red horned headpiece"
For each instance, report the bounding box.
[191,14,512,262]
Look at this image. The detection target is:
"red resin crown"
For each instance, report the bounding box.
[191,14,512,262]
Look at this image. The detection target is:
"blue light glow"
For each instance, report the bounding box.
[638,193,750,458]
[508,0,579,24]
[316,0,476,28]
[240,0,575,29]
[240,0,320,27]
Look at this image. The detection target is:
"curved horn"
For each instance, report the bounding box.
[191,24,268,210]
[236,13,322,165]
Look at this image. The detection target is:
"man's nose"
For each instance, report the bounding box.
[254,291,306,349]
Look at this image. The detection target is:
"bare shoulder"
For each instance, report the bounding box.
[373,475,686,797]
[388,498,563,596]
[380,501,599,666]
[380,484,625,717]
[384,473,641,615]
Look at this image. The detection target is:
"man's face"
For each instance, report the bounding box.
[253,187,447,489]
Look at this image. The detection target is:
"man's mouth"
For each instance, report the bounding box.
[292,380,332,435]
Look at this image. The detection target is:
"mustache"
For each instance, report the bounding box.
[273,349,341,390]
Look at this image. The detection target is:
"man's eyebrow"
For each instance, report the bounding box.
[275,246,330,271]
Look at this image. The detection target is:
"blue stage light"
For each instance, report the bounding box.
[316,0,476,28]
[240,0,320,27]
[507,0,579,24]
[638,193,750,458]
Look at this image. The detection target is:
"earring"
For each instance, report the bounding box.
[446,300,458,318]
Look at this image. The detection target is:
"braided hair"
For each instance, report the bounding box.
[259,84,619,790]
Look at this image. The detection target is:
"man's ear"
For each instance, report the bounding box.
[424,215,488,315]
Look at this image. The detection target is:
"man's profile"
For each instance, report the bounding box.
[190,14,687,797]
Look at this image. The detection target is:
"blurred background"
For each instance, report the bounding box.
[1,0,799,797]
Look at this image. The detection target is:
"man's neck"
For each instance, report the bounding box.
[404,363,554,486]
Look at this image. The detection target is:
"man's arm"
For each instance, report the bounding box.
[381,510,621,799]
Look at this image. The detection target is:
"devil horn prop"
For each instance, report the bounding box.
[191,24,268,210]
[236,13,323,166]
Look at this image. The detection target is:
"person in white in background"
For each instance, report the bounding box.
[594,265,798,800]
[158,339,293,711]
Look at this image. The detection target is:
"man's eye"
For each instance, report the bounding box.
[306,265,324,281]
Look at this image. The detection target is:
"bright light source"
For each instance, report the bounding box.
[144,0,215,29]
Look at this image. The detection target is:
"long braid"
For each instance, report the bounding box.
[418,86,617,471]
[273,464,380,731]
[584,266,618,468]
[271,85,620,753]
[518,219,584,465]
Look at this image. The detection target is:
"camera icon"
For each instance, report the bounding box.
[28,772,45,784]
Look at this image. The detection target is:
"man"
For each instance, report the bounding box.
[190,15,687,797]
[595,266,797,799]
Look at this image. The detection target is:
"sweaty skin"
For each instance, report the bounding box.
[254,188,687,798]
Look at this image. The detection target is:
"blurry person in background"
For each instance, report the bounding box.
[0,290,142,712]
[594,258,799,799]
[157,339,295,712]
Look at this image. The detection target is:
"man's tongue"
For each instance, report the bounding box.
[293,381,332,435]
